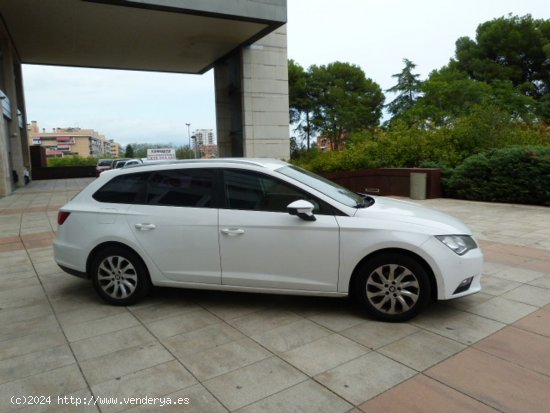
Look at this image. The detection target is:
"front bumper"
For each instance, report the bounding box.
[421,236,484,300]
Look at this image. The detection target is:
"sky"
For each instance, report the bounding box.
[22,0,550,147]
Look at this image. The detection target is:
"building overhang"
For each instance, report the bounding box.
[0,0,286,73]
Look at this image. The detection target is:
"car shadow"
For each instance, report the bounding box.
[142,286,374,320]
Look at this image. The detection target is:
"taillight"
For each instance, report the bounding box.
[57,211,71,225]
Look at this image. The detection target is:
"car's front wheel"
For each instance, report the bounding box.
[90,247,151,306]
[353,253,431,322]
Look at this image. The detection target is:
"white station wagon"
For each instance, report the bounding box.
[54,158,483,321]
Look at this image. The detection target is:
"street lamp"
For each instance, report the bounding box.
[185,122,192,158]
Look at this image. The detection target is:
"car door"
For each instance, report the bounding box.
[218,169,340,292]
[124,168,221,284]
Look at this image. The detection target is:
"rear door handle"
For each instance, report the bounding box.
[221,228,245,236]
[135,223,156,231]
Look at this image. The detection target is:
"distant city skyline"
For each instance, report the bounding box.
[22,0,549,147]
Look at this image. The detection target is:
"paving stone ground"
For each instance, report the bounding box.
[0,178,548,412]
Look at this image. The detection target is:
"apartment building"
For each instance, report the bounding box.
[191,129,218,158]
[27,121,120,158]
[104,139,121,157]
[193,129,215,146]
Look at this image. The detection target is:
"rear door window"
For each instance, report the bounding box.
[146,169,214,208]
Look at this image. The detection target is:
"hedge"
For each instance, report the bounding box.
[444,146,550,206]
[47,156,100,167]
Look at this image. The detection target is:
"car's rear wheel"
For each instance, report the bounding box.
[353,253,431,322]
[90,247,151,306]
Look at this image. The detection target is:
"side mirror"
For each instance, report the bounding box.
[287,200,316,221]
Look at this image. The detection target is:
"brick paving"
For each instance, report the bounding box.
[0,178,549,412]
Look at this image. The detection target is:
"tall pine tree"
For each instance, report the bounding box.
[386,58,422,123]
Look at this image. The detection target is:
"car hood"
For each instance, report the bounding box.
[353,196,472,235]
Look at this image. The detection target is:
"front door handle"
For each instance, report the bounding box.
[221,228,245,236]
[135,223,156,231]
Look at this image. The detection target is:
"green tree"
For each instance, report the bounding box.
[410,66,493,126]
[405,65,540,128]
[176,145,194,159]
[383,16,550,127]
[293,15,550,176]
[453,14,550,120]
[385,58,423,123]
[288,59,315,149]
[308,61,384,150]
[124,144,134,158]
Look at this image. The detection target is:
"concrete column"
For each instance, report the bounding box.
[215,24,290,159]
[0,40,14,195]
[0,110,12,196]
[241,25,290,159]
[214,51,244,157]
[14,62,30,175]
[2,42,24,190]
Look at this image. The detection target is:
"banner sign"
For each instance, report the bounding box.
[147,148,176,160]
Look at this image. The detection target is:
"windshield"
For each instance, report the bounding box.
[277,165,367,208]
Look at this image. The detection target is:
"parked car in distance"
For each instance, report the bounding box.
[121,158,143,167]
[54,158,483,321]
[112,158,131,169]
[95,159,115,177]
[111,158,144,169]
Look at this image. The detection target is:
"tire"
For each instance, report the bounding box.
[353,253,431,322]
[90,246,151,306]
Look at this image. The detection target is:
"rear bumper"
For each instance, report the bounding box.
[57,264,89,279]
[53,237,88,276]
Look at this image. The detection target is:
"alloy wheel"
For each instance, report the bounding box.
[365,264,420,315]
[97,255,138,299]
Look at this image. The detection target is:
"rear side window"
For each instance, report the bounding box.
[93,169,214,207]
[93,172,149,204]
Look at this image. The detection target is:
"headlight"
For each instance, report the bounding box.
[435,235,478,255]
